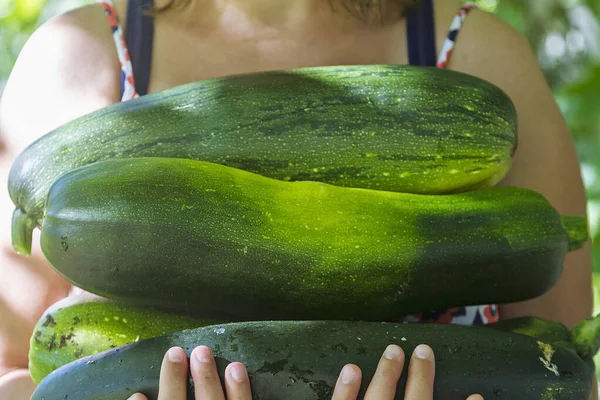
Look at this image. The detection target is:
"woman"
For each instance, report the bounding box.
[0,0,594,398]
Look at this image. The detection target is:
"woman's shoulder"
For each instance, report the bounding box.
[0,1,125,151]
[432,1,534,85]
[432,0,546,121]
[9,1,124,100]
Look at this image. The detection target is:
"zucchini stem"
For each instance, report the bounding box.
[561,215,589,252]
[12,208,36,256]
[570,314,600,360]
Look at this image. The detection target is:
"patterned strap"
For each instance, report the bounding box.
[401,304,499,326]
[101,0,140,101]
[436,2,478,68]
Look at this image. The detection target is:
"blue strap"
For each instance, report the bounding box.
[406,0,437,67]
[125,0,154,96]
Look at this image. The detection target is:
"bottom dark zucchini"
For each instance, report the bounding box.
[32,320,593,400]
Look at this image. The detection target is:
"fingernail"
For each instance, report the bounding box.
[341,365,357,384]
[167,347,185,362]
[414,344,432,360]
[193,346,212,363]
[384,344,402,360]
[230,364,248,383]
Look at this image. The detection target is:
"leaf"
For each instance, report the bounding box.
[14,0,47,23]
[555,64,600,140]
[494,0,528,35]
[592,233,600,273]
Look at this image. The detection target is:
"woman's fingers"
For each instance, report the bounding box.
[330,364,362,400]
[223,362,253,400]
[129,347,190,400]
[403,344,436,400]
[364,344,405,400]
[157,347,189,400]
[134,343,479,400]
[127,394,148,400]
[191,346,226,400]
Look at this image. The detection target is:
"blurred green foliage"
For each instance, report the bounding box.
[2,0,600,373]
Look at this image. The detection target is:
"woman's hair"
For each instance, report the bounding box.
[153,0,418,23]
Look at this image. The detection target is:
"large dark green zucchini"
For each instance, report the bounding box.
[10,65,518,255]
[39,158,587,321]
[28,294,216,384]
[31,320,594,400]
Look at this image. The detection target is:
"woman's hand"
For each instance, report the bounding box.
[128,344,484,400]
[0,369,37,400]
[331,344,482,400]
[128,345,252,400]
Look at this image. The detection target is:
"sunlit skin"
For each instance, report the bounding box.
[0,0,595,398]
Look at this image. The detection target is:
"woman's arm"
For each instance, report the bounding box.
[446,6,596,399]
[449,5,593,330]
[0,369,36,399]
[0,4,121,396]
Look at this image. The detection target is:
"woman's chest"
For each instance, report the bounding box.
[145,19,410,94]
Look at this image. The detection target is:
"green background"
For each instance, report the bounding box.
[2,0,600,374]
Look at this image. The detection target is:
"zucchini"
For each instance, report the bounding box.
[31,320,594,400]
[487,316,573,348]
[571,314,600,360]
[486,316,593,368]
[39,157,587,321]
[486,314,600,363]
[485,315,600,375]
[28,294,216,384]
[9,65,518,256]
